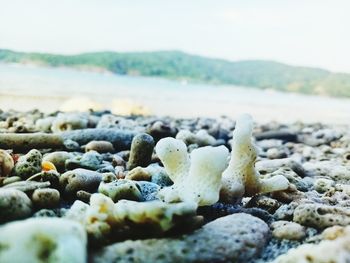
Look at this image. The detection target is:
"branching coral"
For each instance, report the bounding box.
[155,138,229,206]
[220,114,289,203]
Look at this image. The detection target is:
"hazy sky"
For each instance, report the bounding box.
[0,0,348,72]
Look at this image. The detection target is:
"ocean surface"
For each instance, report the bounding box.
[0,63,349,124]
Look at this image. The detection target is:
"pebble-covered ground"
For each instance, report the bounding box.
[0,109,350,263]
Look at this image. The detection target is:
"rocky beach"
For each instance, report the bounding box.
[0,109,350,262]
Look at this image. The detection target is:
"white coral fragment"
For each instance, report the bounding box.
[66,193,197,240]
[156,137,229,206]
[220,114,289,203]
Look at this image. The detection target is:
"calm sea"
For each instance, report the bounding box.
[0,63,349,124]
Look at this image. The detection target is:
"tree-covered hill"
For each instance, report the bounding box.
[1,49,349,97]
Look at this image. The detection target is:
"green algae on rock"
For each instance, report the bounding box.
[12,149,42,179]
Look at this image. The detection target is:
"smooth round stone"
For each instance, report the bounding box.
[59,168,102,197]
[0,189,32,223]
[127,133,155,170]
[85,140,115,153]
[32,188,60,208]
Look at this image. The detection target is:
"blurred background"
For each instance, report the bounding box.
[0,0,349,123]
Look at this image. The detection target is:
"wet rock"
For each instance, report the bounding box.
[0,218,87,263]
[43,151,73,173]
[59,168,102,197]
[91,213,269,263]
[32,188,60,208]
[293,203,350,229]
[85,140,115,153]
[127,133,155,170]
[271,221,306,241]
[98,179,142,202]
[12,149,42,179]
[65,151,103,171]
[0,150,14,177]
[0,189,32,223]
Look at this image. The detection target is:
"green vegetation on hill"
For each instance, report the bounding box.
[1,49,350,97]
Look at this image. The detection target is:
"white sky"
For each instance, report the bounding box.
[0,0,348,72]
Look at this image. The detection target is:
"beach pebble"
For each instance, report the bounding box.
[66,151,103,171]
[147,120,177,141]
[293,203,350,229]
[314,178,334,193]
[126,166,152,181]
[3,180,51,192]
[43,151,73,172]
[0,218,87,263]
[91,213,269,263]
[32,188,60,208]
[85,140,115,153]
[0,150,14,176]
[98,179,142,202]
[59,168,102,197]
[271,221,306,240]
[274,202,299,221]
[245,195,281,214]
[127,133,155,170]
[137,181,161,201]
[12,149,42,179]
[0,189,32,222]
[274,225,350,263]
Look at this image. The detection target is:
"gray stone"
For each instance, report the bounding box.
[65,151,103,171]
[127,133,155,170]
[0,189,32,223]
[91,213,269,263]
[293,203,350,229]
[59,168,102,197]
[12,149,42,179]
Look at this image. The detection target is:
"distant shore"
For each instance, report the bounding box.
[1,63,350,124]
